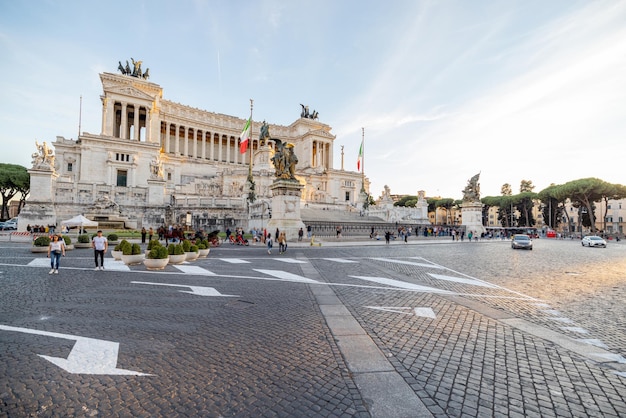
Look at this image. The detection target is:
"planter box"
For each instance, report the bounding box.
[168,254,187,265]
[31,246,49,253]
[110,250,123,260]
[143,257,169,270]
[75,243,92,249]
[197,248,210,258]
[121,253,145,265]
[185,251,199,261]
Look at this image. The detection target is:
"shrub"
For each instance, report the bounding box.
[78,234,90,244]
[197,242,207,250]
[34,236,51,247]
[148,246,169,259]
[168,243,184,255]
[147,239,161,250]
[182,240,191,252]
[201,239,210,248]
[107,233,119,242]
[62,235,71,245]
[119,240,132,255]
[189,244,198,253]
[131,243,141,255]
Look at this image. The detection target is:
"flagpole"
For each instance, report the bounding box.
[248,99,254,177]
[246,99,256,203]
[360,127,366,193]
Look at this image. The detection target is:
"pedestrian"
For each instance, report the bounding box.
[307,225,312,238]
[266,233,273,255]
[298,228,303,241]
[92,230,108,270]
[385,231,390,244]
[47,234,66,274]
[148,227,154,242]
[278,231,287,254]
[141,227,147,244]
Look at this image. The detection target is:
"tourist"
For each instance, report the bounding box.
[141,227,147,244]
[266,233,273,255]
[278,231,287,254]
[92,230,108,271]
[298,228,303,241]
[148,227,154,242]
[47,234,66,274]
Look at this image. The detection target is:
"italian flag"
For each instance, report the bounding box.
[239,118,251,154]
[357,140,363,171]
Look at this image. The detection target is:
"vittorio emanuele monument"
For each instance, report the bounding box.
[19,59,389,238]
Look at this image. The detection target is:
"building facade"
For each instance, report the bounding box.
[27,69,370,231]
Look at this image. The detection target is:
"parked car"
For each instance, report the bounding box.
[581,236,607,248]
[2,219,17,230]
[511,234,533,250]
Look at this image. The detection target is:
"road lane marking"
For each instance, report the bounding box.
[173,265,217,275]
[131,281,238,297]
[0,324,151,376]
[350,276,452,293]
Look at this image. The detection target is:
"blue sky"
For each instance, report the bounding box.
[1,0,625,199]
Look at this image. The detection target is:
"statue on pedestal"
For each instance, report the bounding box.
[462,172,481,202]
[31,140,55,171]
[270,138,298,181]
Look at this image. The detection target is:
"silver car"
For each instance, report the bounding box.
[511,234,533,250]
[581,236,607,248]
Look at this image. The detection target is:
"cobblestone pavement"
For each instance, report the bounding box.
[0,237,625,417]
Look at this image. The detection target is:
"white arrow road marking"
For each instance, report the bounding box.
[366,306,414,315]
[589,353,626,364]
[0,324,151,375]
[365,306,437,319]
[561,327,589,334]
[577,339,608,349]
[413,307,437,319]
[350,276,452,293]
[173,265,217,275]
[220,258,250,264]
[322,258,358,263]
[427,273,498,288]
[272,258,307,264]
[254,270,320,283]
[373,257,446,269]
[131,281,239,297]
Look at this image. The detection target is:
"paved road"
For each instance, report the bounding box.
[1,237,625,417]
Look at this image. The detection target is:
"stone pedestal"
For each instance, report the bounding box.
[266,179,306,242]
[18,169,58,232]
[461,201,485,236]
[147,178,166,205]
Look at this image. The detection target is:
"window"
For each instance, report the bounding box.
[67,163,73,172]
[345,191,350,201]
[167,172,172,181]
[117,170,127,187]
[115,153,131,162]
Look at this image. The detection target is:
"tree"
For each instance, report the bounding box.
[561,178,611,234]
[0,164,29,220]
[537,184,563,230]
[394,195,417,207]
[501,183,512,196]
[435,198,455,225]
[520,180,534,193]
[515,191,537,227]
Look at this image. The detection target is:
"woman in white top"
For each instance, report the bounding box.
[47,234,66,274]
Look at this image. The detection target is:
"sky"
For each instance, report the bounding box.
[1,0,625,200]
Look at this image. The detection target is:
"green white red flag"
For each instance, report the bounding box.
[357,139,363,171]
[239,118,251,154]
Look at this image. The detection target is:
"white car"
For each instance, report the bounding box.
[581,236,607,248]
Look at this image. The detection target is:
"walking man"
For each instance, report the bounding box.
[92,230,108,270]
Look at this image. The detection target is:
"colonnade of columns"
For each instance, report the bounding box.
[160,121,256,165]
[312,140,331,170]
[103,101,149,141]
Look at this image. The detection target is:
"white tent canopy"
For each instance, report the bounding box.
[61,215,99,228]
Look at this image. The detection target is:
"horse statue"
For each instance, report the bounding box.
[142,68,150,80]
